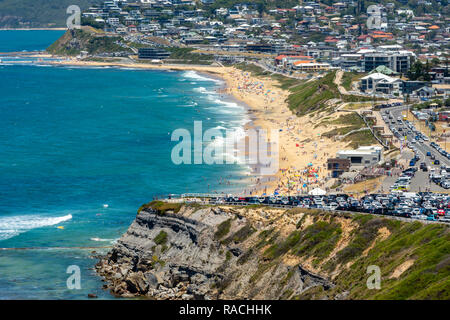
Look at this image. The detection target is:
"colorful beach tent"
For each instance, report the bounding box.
[308,188,326,196]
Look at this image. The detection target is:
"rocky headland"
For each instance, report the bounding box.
[96,201,449,300]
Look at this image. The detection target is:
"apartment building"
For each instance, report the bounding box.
[363,51,414,74]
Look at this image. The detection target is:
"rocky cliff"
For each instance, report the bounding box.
[47,28,131,56]
[96,202,449,300]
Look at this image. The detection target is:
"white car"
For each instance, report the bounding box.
[440,216,450,223]
[411,214,429,220]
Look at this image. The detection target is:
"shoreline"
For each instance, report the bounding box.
[23,56,352,195]
[44,58,280,194]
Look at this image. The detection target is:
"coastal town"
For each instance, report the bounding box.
[3,0,450,209]
[1,0,450,304]
[39,0,450,197]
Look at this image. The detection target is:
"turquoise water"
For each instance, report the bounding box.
[0,31,250,299]
[0,30,65,52]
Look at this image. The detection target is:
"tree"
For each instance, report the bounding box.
[407,60,431,82]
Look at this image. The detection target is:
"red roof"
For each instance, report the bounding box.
[275,55,314,61]
[275,55,287,60]
[357,34,371,40]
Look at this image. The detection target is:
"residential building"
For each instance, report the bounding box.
[363,51,414,74]
[360,73,403,95]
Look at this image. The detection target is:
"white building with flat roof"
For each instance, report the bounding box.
[337,146,383,167]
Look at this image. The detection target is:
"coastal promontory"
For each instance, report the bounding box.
[96,201,449,300]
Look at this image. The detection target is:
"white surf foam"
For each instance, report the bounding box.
[0,214,72,241]
[90,237,115,242]
[183,70,222,83]
[204,126,248,164]
[194,86,216,95]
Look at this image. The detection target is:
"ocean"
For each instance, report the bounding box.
[0,30,251,299]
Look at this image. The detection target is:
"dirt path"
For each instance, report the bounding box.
[334,70,349,95]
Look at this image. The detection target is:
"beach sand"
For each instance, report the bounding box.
[44,57,353,195]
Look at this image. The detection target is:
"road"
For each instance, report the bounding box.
[382,106,450,192]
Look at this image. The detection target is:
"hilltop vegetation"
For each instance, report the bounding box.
[47,28,130,55]
[165,47,213,65]
[321,113,378,148]
[235,64,375,116]
[287,71,375,116]
[0,0,102,28]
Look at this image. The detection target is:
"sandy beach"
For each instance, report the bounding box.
[42,57,353,196]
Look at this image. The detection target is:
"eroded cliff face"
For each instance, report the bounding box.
[96,203,450,300]
[96,204,335,300]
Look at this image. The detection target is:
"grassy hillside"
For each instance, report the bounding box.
[341,71,366,91]
[287,71,375,116]
[47,28,130,56]
[0,0,102,28]
[215,206,450,300]
[236,64,376,116]
[321,113,378,147]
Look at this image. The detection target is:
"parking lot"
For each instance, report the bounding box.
[381,105,450,193]
[192,193,450,223]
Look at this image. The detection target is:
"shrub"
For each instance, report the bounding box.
[214,219,232,240]
[154,231,168,245]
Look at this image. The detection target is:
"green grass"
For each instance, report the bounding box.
[320,113,366,134]
[319,113,378,147]
[287,71,381,116]
[221,223,256,245]
[137,201,182,215]
[263,220,342,262]
[341,72,366,91]
[165,47,213,65]
[292,221,342,261]
[249,261,276,283]
[154,231,168,245]
[256,228,278,249]
[343,130,379,148]
[214,219,232,240]
[328,221,450,300]
[47,29,129,56]
[287,71,338,116]
[263,231,302,260]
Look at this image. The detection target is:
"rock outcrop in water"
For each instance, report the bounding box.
[96,202,450,300]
